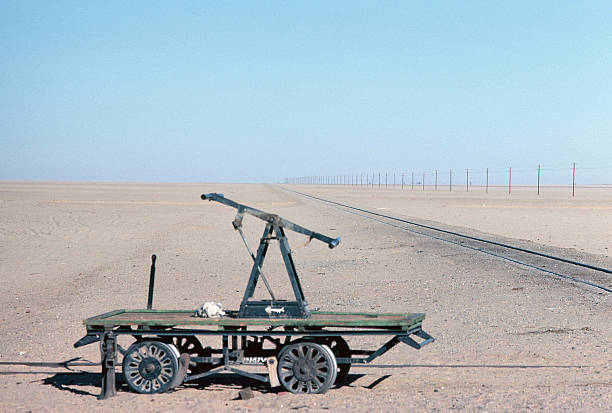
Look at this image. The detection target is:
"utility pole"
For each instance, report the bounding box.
[508,167,512,194]
[537,164,541,195]
[572,162,576,197]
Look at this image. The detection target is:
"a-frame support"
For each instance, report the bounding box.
[237,220,310,318]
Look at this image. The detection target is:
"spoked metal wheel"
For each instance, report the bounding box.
[277,342,337,394]
[321,336,351,384]
[163,336,213,376]
[122,340,180,394]
[300,335,352,385]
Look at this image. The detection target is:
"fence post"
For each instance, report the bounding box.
[537,164,541,195]
[449,169,452,191]
[508,167,512,194]
[435,170,438,190]
[572,162,576,197]
[466,168,469,192]
[422,172,425,191]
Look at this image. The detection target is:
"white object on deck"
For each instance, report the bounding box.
[194,302,226,318]
[265,306,285,316]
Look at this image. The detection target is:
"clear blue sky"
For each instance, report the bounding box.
[1,1,611,184]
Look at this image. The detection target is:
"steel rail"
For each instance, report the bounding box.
[283,188,612,293]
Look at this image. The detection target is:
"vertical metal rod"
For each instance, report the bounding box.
[393,173,396,188]
[486,168,489,193]
[385,173,388,188]
[537,164,541,195]
[147,254,157,310]
[411,172,414,190]
[508,167,512,194]
[422,172,425,191]
[449,169,452,191]
[466,168,469,192]
[572,162,576,197]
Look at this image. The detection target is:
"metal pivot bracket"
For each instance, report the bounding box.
[398,330,435,350]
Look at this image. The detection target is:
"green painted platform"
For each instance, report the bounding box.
[84,309,425,330]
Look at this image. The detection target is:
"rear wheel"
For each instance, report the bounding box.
[277,342,337,394]
[299,335,351,385]
[163,336,213,376]
[322,336,351,384]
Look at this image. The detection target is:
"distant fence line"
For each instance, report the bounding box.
[284,163,612,197]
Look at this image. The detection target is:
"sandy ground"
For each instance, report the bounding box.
[0,182,610,412]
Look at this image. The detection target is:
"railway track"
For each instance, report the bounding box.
[282,187,612,293]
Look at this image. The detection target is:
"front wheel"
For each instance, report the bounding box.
[277,342,337,394]
[122,340,180,394]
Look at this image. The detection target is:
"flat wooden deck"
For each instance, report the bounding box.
[84,309,425,330]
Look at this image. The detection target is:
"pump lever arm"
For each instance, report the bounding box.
[201,193,341,249]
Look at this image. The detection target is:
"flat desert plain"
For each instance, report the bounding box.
[1,182,611,412]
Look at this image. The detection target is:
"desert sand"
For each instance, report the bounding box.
[1,182,610,412]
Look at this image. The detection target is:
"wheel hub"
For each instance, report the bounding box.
[139,358,162,379]
[294,359,315,381]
